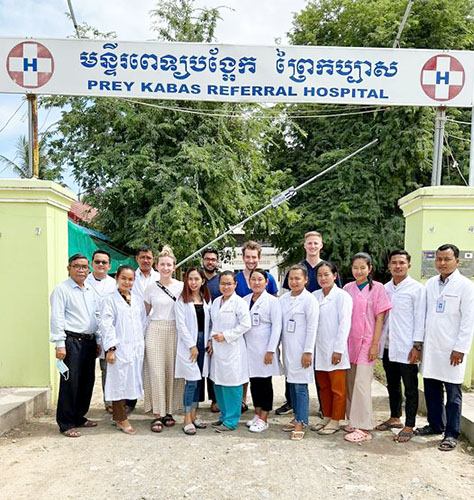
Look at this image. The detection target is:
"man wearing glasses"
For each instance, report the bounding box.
[85,250,117,413]
[50,254,100,437]
[201,248,221,412]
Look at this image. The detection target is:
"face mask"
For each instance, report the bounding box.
[57,359,69,381]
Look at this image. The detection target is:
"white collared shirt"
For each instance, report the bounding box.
[49,277,99,348]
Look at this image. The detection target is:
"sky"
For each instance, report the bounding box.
[0,0,309,189]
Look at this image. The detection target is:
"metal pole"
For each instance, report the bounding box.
[393,0,414,48]
[431,107,446,186]
[67,0,82,38]
[177,138,378,268]
[469,106,474,186]
[27,94,39,178]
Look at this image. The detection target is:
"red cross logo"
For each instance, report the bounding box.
[6,41,54,89]
[420,55,464,102]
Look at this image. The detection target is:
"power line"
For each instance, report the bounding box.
[0,100,25,136]
[444,133,468,186]
[446,117,471,126]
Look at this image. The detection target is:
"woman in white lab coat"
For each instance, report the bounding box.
[175,267,211,435]
[312,261,352,435]
[243,269,282,433]
[101,265,144,435]
[209,271,251,432]
[280,264,319,441]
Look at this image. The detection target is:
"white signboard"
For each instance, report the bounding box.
[1,37,473,107]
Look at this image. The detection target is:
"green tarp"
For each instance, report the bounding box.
[68,220,136,273]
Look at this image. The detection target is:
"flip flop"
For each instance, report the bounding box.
[394,431,413,443]
[117,420,137,435]
[282,422,296,432]
[318,426,339,435]
[344,429,373,443]
[80,420,98,428]
[290,430,305,441]
[376,421,403,431]
[162,414,176,427]
[193,418,207,429]
[63,428,82,438]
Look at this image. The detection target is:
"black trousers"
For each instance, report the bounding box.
[56,336,97,432]
[382,348,419,427]
[199,377,216,403]
[250,376,273,412]
[424,378,462,438]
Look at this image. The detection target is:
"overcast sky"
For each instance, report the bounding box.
[0,0,309,186]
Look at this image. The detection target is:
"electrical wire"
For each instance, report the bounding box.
[443,133,468,186]
[445,132,471,143]
[0,100,25,136]
[446,118,471,125]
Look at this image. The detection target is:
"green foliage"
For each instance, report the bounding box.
[271,0,474,279]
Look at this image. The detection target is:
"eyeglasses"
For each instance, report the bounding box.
[71,265,89,270]
[204,258,218,263]
[93,260,109,265]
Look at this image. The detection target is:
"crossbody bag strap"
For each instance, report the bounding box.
[155,281,177,301]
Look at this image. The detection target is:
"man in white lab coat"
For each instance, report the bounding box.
[85,250,117,413]
[416,244,474,451]
[376,250,425,443]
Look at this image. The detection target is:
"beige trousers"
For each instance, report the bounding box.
[346,363,374,430]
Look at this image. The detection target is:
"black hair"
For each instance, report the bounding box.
[136,245,153,256]
[219,270,236,283]
[316,260,339,276]
[116,265,135,278]
[288,264,308,278]
[92,249,111,262]
[351,252,374,290]
[249,268,268,280]
[202,247,219,259]
[388,249,411,262]
[68,253,88,265]
[436,244,459,259]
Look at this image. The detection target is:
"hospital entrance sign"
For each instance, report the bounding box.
[1,37,474,107]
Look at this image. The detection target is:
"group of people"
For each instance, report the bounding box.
[50,232,474,452]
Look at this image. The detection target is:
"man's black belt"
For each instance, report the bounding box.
[65,331,95,340]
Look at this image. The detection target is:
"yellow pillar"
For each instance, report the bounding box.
[398,186,474,388]
[0,179,76,401]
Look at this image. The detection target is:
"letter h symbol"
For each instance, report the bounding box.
[436,71,449,85]
[23,58,37,72]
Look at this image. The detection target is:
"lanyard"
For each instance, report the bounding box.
[155,281,177,302]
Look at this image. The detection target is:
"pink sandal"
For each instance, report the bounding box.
[344,429,372,443]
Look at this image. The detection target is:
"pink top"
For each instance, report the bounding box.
[343,281,392,366]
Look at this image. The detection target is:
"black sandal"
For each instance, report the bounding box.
[438,437,457,451]
[150,418,163,433]
[162,414,176,427]
[241,402,249,413]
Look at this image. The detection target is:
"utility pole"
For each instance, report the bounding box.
[27,94,39,178]
[431,107,446,186]
[469,106,474,186]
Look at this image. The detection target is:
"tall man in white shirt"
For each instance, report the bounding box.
[416,244,474,451]
[376,250,425,443]
[85,250,117,413]
[50,254,100,437]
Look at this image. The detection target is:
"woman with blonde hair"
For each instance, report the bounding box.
[143,245,184,432]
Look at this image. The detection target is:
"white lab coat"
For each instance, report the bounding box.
[380,275,425,363]
[422,269,474,384]
[101,290,145,401]
[85,273,117,359]
[175,298,211,381]
[313,286,352,371]
[209,293,251,386]
[280,289,319,383]
[243,291,282,378]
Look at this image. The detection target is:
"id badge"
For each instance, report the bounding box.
[252,313,260,326]
[287,319,296,333]
[436,298,445,313]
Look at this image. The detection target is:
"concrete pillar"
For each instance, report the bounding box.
[0,179,76,400]
[398,186,474,387]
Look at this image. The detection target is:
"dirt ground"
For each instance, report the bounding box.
[1,373,473,500]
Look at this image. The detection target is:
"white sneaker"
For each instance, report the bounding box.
[246,414,260,427]
[249,418,269,433]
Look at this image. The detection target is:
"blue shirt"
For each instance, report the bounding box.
[235,271,279,297]
[206,273,222,301]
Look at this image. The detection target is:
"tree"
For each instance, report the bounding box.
[0,134,63,182]
[45,1,289,260]
[269,0,474,279]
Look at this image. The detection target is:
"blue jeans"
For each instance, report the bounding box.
[424,378,462,439]
[288,383,309,425]
[183,331,205,413]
